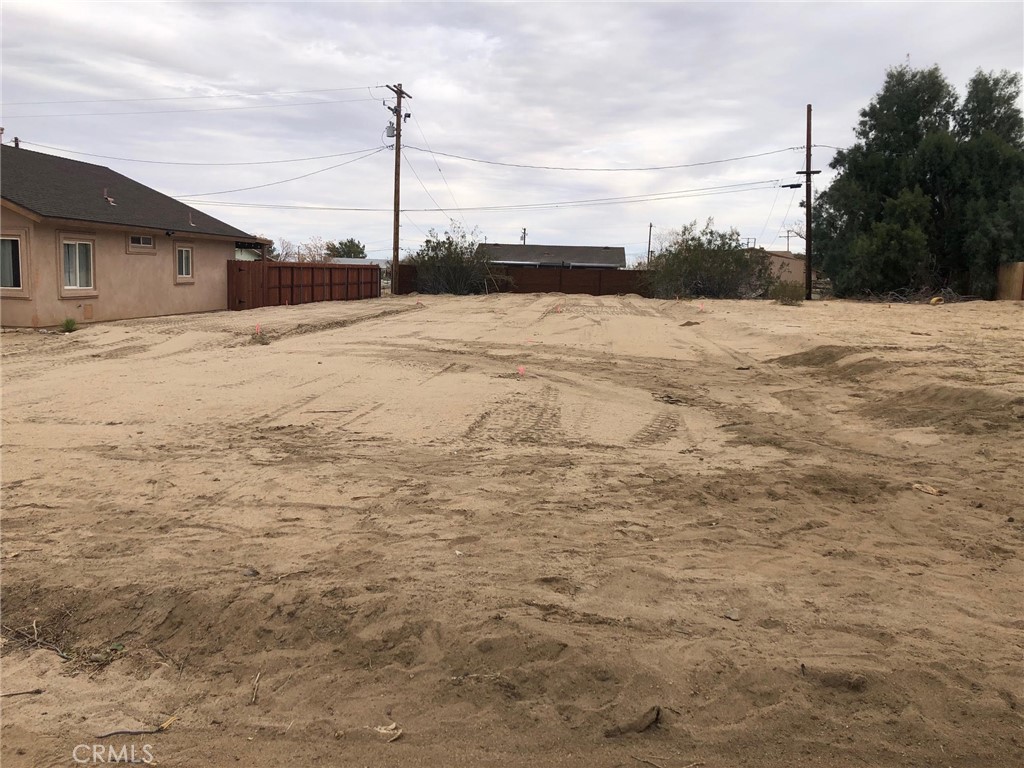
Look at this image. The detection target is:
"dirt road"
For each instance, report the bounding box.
[2,294,1021,767]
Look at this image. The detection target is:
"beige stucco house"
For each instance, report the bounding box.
[764,249,816,284]
[1,144,263,328]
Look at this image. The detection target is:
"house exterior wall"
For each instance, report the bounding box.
[770,253,813,283]
[1,209,234,327]
[995,262,1024,301]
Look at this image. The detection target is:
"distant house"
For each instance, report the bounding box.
[328,257,391,269]
[1,145,265,328]
[234,247,264,262]
[757,249,816,283]
[477,243,627,269]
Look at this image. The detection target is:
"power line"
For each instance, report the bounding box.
[1,85,388,106]
[178,147,386,197]
[403,144,802,172]
[411,115,465,222]
[13,140,383,166]
[3,96,382,119]
[757,181,785,244]
[769,188,801,248]
[180,178,782,212]
[402,149,453,220]
[452,180,781,212]
[402,212,430,239]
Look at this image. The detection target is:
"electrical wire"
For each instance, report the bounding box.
[402,212,430,239]
[179,178,782,212]
[178,147,386,197]
[401,149,453,220]
[452,180,780,212]
[411,115,465,222]
[769,188,800,248]
[3,96,382,119]
[403,145,802,172]
[13,140,384,166]
[756,181,785,244]
[1,85,388,106]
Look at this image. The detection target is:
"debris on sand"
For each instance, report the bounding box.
[604,705,661,737]
[912,483,945,497]
[372,722,403,743]
[654,393,684,405]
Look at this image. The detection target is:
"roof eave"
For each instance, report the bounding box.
[8,210,252,241]
[1,198,45,222]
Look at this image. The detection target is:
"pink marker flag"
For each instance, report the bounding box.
[517,365,526,376]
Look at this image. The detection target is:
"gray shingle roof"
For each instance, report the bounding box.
[1,145,253,239]
[477,243,626,268]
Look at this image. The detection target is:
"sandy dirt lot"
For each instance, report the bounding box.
[1,293,1022,767]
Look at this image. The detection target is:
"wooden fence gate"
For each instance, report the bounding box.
[228,261,381,310]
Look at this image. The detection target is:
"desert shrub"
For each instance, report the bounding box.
[405,223,506,294]
[60,318,77,333]
[770,282,805,305]
[643,219,777,298]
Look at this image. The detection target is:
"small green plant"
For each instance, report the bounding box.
[60,317,78,333]
[770,282,805,305]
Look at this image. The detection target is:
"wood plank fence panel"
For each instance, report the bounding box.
[228,261,380,310]
[394,263,647,297]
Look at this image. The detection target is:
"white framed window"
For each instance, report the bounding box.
[63,241,93,289]
[1,236,22,289]
[176,246,193,279]
[128,234,155,251]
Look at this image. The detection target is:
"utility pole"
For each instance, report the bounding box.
[796,104,820,301]
[521,227,527,245]
[386,84,411,292]
[647,223,653,261]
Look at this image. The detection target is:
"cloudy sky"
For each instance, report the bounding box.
[2,1,1021,263]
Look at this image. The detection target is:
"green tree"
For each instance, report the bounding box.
[814,64,1024,298]
[956,70,1024,147]
[325,238,367,259]
[643,218,776,299]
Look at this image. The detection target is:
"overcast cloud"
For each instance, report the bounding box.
[2,1,1021,262]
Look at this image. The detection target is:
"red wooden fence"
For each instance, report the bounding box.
[228,261,381,310]
[394,264,646,297]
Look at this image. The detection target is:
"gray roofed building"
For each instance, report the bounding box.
[477,243,627,269]
[1,145,253,239]
[1,145,261,328]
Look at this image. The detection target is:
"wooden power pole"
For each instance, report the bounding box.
[386,84,411,293]
[796,104,819,301]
